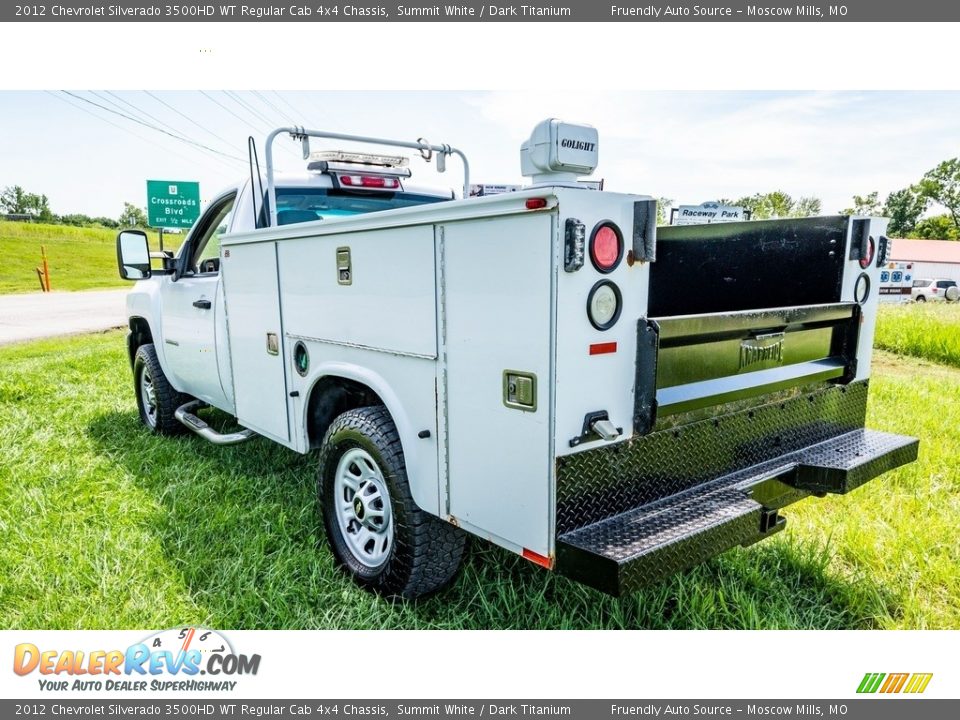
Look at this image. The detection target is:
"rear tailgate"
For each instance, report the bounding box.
[554,213,917,594]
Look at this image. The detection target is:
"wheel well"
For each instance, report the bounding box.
[127,317,153,367]
[306,376,385,449]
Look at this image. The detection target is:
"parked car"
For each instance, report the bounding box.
[911,278,959,302]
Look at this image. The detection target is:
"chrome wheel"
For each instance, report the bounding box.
[334,448,393,569]
[139,366,158,428]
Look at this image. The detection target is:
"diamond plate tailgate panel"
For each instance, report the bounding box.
[557,487,763,595]
[555,400,918,595]
[556,382,871,535]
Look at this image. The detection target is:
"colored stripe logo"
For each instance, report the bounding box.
[857,672,933,694]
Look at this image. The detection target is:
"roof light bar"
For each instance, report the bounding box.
[308,150,409,168]
[309,160,412,177]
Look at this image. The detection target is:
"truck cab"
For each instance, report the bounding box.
[123,153,453,422]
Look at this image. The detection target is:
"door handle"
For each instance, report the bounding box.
[193,299,212,309]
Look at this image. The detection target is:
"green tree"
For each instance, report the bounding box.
[734,191,821,219]
[795,196,822,217]
[883,187,927,236]
[118,202,148,228]
[910,214,959,240]
[656,197,673,225]
[0,185,27,213]
[841,191,882,216]
[918,158,960,234]
[1,185,54,221]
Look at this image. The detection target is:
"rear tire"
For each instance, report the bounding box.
[133,343,189,435]
[318,406,465,599]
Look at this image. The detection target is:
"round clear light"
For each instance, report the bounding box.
[589,283,619,327]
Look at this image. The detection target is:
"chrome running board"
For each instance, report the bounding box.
[174,400,257,445]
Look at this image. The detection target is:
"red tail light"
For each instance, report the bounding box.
[525,198,548,210]
[589,222,624,273]
[339,175,399,189]
[859,236,875,269]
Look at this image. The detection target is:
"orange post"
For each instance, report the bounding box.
[41,245,51,292]
[36,267,46,292]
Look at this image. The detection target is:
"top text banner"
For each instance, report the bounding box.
[6,1,960,22]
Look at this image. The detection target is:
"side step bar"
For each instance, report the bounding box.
[556,429,918,595]
[175,400,257,445]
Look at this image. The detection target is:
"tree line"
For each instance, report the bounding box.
[1,185,148,229]
[6,156,960,239]
[837,158,960,239]
[653,158,959,239]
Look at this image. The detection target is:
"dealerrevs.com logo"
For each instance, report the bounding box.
[13,627,261,692]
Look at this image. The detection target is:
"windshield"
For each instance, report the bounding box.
[271,187,447,226]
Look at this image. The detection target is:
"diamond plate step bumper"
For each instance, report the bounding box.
[556,429,918,595]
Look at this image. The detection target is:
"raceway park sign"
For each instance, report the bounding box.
[671,202,747,225]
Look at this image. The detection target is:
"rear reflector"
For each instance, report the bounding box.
[525,198,548,210]
[589,342,618,355]
[522,548,553,569]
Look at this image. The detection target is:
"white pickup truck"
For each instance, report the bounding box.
[117,119,918,598]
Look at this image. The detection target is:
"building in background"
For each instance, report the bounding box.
[890,238,960,284]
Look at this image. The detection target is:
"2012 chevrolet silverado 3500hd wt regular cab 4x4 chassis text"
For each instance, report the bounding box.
[115,119,918,598]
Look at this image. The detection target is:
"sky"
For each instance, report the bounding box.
[1,90,959,219]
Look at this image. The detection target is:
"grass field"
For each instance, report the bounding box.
[0,331,957,630]
[875,301,960,369]
[0,220,169,294]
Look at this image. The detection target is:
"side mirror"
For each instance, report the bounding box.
[116,229,151,280]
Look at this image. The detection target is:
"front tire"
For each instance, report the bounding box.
[916,295,926,302]
[318,406,465,599]
[133,343,189,435]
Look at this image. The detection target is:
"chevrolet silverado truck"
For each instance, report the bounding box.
[116,119,918,598]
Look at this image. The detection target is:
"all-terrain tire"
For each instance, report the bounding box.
[318,406,466,599]
[133,343,190,435]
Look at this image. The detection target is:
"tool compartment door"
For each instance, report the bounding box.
[222,241,290,444]
[442,212,554,556]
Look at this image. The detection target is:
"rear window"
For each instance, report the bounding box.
[271,187,447,226]
[936,280,957,288]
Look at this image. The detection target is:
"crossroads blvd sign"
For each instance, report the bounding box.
[147,180,200,229]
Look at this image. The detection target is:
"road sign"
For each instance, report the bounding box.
[146,180,201,229]
[671,201,748,225]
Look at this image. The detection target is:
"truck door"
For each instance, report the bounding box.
[442,212,554,557]
[221,240,290,444]
[159,192,235,410]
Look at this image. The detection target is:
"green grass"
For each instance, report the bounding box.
[0,333,957,629]
[875,302,960,369]
[0,220,170,294]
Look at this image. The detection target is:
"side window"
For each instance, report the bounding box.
[191,194,236,274]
